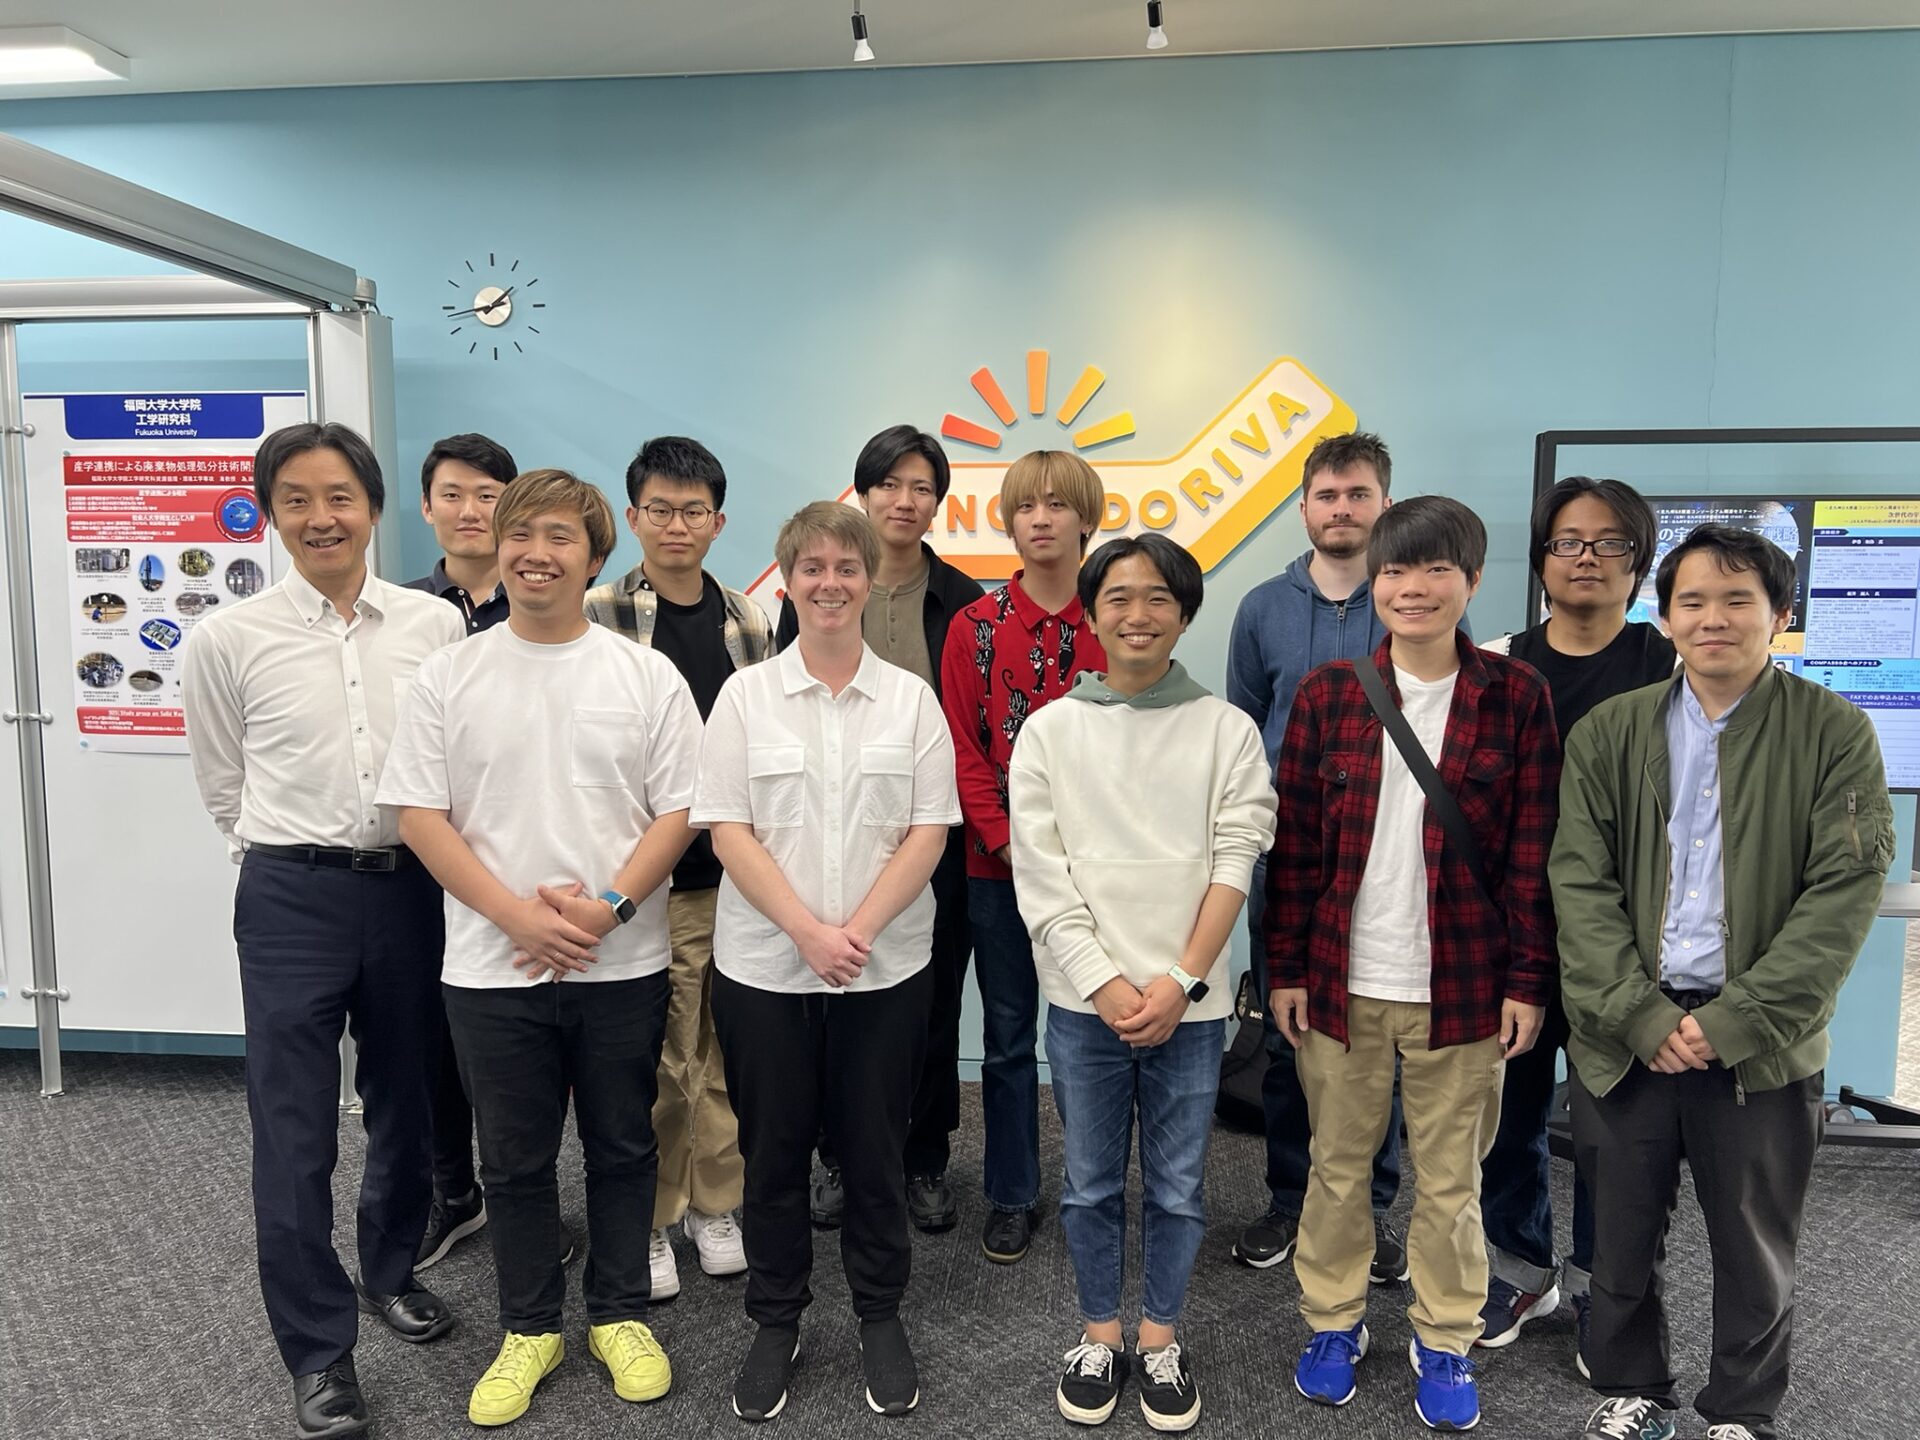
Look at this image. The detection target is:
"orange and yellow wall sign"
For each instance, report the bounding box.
[746,353,1354,607]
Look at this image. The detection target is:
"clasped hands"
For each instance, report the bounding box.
[1091,974,1190,1049]
[1648,1013,1717,1073]
[507,881,617,979]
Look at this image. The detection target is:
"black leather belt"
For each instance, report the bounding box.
[1660,984,1719,1012]
[247,843,418,872]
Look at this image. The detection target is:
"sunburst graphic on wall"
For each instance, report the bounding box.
[939,349,1138,452]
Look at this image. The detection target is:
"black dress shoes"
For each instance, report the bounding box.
[354,1274,455,1343]
[293,1356,369,1438]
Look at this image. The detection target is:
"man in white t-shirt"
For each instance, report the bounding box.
[1266,497,1560,1434]
[380,470,702,1430]
[691,502,959,1424]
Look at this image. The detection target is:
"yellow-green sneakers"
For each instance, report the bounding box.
[589,1320,672,1402]
[469,1331,564,1426]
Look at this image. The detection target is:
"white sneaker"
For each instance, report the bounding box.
[648,1226,681,1300]
[685,1208,748,1277]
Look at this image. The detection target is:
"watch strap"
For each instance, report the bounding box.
[600,889,636,925]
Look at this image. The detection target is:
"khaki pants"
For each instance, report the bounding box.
[651,888,743,1229]
[1295,995,1504,1353]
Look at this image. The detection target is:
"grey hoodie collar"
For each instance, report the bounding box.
[1066,660,1211,708]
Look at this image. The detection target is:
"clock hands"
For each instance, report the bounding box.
[446,286,516,321]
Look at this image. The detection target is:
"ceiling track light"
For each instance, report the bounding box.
[1146,0,1169,51]
[851,8,874,63]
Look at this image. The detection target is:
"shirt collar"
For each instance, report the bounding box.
[1677,674,1742,733]
[1007,570,1086,631]
[430,558,505,607]
[282,567,383,628]
[778,640,883,698]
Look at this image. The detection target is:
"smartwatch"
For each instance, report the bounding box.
[1166,965,1209,1004]
[600,890,637,926]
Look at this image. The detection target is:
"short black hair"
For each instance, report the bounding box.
[1530,475,1658,585]
[853,425,952,503]
[1367,495,1486,580]
[1655,523,1796,616]
[254,422,384,517]
[1302,431,1392,497]
[1078,533,1204,623]
[625,436,727,510]
[420,432,517,498]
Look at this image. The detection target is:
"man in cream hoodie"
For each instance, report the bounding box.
[1011,534,1277,1434]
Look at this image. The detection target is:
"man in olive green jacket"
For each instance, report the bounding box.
[1551,525,1894,1440]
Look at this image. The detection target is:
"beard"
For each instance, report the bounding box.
[1307,519,1369,559]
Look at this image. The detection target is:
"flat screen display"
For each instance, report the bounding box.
[1630,495,1920,790]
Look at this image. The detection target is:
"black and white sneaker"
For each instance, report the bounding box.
[1136,1342,1201,1433]
[732,1325,801,1422]
[1581,1397,1678,1440]
[860,1315,919,1415]
[1056,1339,1125,1426]
[415,1188,486,1270]
[1370,1216,1411,1285]
[1231,1209,1297,1269]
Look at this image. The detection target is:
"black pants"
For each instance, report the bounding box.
[234,851,444,1376]
[443,973,669,1332]
[715,966,932,1326]
[1572,1061,1823,1440]
[905,837,971,1176]
[431,1002,478,1199]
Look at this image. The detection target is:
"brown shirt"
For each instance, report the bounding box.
[865,563,933,687]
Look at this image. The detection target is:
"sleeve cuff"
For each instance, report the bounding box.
[1692,998,1762,1068]
[1625,992,1687,1064]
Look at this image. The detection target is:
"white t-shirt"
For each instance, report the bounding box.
[377,623,702,988]
[690,644,961,995]
[1347,666,1458,1003]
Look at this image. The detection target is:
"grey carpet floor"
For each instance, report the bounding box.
[2,1050,1915,1440]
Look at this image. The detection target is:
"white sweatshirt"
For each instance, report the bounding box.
[1008,687,1278,1022]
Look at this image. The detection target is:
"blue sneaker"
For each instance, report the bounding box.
[1294,1323,1369,1406]
[1409,1338,1479,1431]
[1581,1397,1677,1439]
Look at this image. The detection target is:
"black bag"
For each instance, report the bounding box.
[1214,969,1271,1132]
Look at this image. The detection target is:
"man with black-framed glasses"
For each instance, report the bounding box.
[1477,476,1675,1372]
[586,436,774,1303]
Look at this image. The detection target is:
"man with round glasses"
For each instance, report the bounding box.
[1477,475,1676,1371]
[586,436,774,1302]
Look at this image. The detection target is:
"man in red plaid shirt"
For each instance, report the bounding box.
[1265,496,1560,1432]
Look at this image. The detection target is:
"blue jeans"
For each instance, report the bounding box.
[970,877,1041,1212]
[1481,994,1594,1293]
[1249,855,1402,1217]
[1047,1007,1222,1327]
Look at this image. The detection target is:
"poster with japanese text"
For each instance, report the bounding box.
[24,391,306,754]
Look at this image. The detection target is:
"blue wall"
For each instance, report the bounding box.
[4,30,1915,1089]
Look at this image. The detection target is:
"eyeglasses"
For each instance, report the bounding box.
[639,501,714,530]
[1544,538,1635,558]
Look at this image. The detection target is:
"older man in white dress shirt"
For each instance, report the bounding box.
[183,422,464,1440]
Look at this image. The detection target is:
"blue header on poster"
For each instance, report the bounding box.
[55,392,301,441]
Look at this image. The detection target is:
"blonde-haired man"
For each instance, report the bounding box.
[696,501,959,1422]
[381,470,704,1427]
[938,450,1108,1264]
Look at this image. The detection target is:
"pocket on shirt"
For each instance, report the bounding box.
[570,707,646,789]
[858,742,915,828]
[747,743,806,828]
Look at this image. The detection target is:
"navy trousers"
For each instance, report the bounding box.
[234,851,445,1376]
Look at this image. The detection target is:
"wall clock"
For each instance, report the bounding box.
[442,254,546,360]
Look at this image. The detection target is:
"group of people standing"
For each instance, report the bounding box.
[180,418,1891,1440]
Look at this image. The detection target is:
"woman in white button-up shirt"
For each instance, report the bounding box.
[692,502,958,1423]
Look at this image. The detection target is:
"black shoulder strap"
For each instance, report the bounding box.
[1352,659,1496,910]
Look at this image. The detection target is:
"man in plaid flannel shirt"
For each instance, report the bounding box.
[1265,496,1560,1432]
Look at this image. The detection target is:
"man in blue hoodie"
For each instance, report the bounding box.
[1226,430,1418,1283]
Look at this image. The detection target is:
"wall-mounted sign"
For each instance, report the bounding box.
[25,391,307,754]
[745,356,1354,613]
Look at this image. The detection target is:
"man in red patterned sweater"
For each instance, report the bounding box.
[938,450,1108,1267]
[1266,496,1560,1433]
